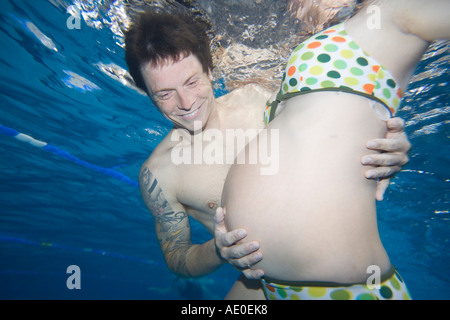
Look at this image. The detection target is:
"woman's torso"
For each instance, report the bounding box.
[222,91,391,283]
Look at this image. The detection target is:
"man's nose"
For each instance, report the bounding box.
[177,89,195,111]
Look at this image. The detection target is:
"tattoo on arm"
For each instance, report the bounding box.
[140,167,192,276]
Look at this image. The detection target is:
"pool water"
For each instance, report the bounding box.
[0,0,449,299]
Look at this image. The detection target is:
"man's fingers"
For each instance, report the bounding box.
[362,152,405,179]
[365,166,401,179]
[219,228,247,247]
[231,249,262,268]
[214,207,225,226]
[214,206,263,277]
[386,117,405,132]
[242,268,265,280]
[225,240,260,259]
[362,153,409,167]
[215,207,241,241]
[366,137,411,153]
[375,178,390,201]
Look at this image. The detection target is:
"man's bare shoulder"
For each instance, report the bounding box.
[217,83,275,113]
[139,130,176,190]
[215,84,276,129]
[220,83,273,103]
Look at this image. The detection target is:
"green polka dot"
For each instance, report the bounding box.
[330,289,352,300]
[291,286,303,292]
[356,293,378,300]
[348,41,360,50]
[340,49,354,59]
[277,288,288,298]
[350,67,364,76]
[289,78,298,87]
[324,44,338,52]
[293,43,305,52]
[301,51,314,61]
[333,60,347,69]
[269,294,276,300]
[386,78,396,88]
[344,77,359,86]
[383,88,391,99]
[299,63,308,72]
[317,53,331,63]
[300,87,311,92]
[289,54,299,64]
[315,35,328,40]
[321,80,335,88]
[310,65,324,75]
[305,77,318,85]
[307,287,327,298]
[338,29,348,36]
[327,71,341,79]
[290,294,300,300]
[377,69,385,79]
[283,83,289,92]
[356,57,369,66]
[393,97,400,107]
[367,73,376,82]
[375,80,381,89]
[380,286,393,299]
[390,277,401,290]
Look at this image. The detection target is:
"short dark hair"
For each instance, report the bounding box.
[124,12,213,94]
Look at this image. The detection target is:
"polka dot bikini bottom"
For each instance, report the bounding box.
[261,267,412,300]
[264,21,403,124]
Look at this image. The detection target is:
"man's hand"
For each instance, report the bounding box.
[362,117,411,201]
[214,207,264,280]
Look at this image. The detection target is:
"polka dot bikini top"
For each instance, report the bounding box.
[264,22,403,124]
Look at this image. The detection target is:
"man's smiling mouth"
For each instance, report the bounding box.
[181,105,202,120]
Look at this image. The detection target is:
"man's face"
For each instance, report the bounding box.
[141,54,215,132]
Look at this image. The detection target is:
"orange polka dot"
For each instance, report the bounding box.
[397,88,403,97]
[265,284,275,292]
[332,36,346,42]
[390,107,395,115]
[363,83,375,94]
[307,41,321,49]
[288,66,296,76]
[372,65,380,73]
[324,29,336,33]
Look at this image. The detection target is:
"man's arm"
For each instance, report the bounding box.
[139,166,225,277]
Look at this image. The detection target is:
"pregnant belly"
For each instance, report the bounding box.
[221,92,391,283]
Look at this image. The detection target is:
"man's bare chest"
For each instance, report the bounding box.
[175,161,232,222]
